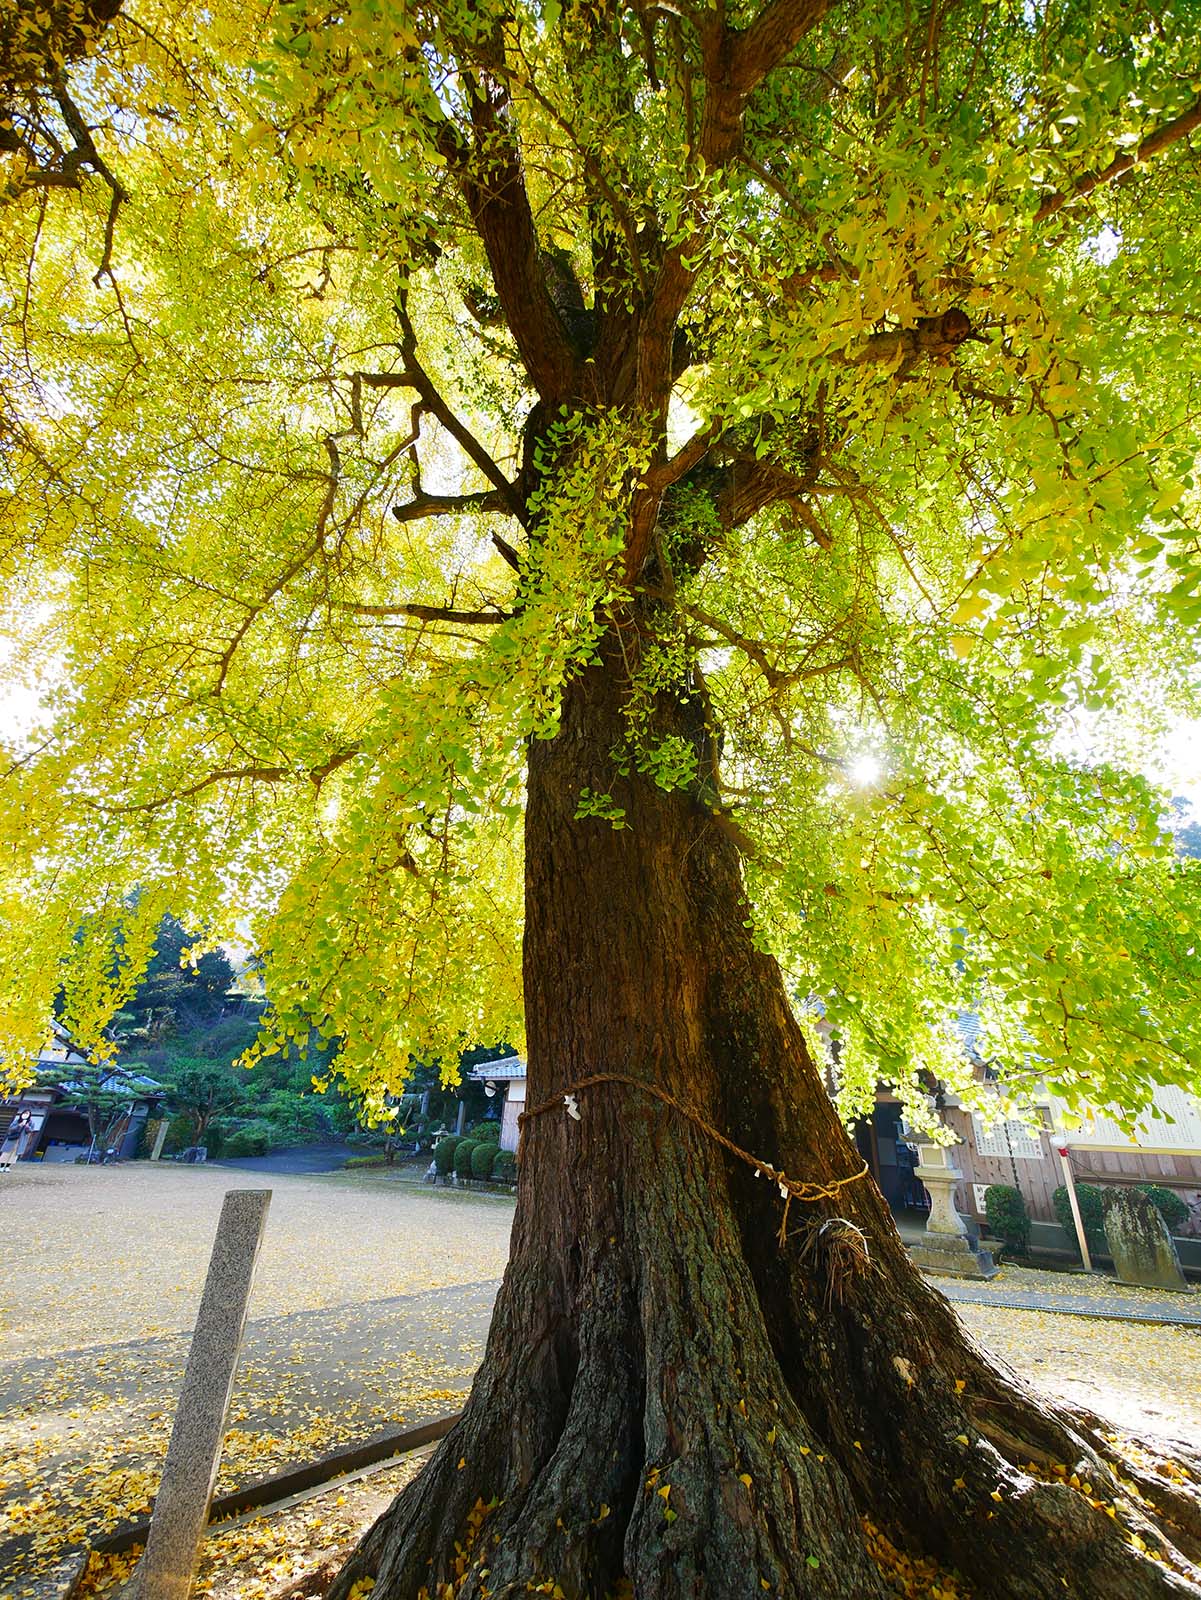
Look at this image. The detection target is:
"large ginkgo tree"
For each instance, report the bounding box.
[3,0,1201,1594]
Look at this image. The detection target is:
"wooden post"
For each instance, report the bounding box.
[1055,1145,1093,1272]
[134,1190,271,1600]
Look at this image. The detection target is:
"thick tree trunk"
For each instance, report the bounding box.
[330,634,1201,1600]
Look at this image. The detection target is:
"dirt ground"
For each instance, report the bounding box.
[0,1163,511,1598]
[956,1301,1201,1443]
[0,1161,513,1358]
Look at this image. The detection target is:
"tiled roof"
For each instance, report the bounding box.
[470,1056,526,1082]
[106,1070,164,1092]
[954,1011,982,1054]
[57,1067,164,1095]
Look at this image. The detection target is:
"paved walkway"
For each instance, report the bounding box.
[212,1141,353,1175]
[921,1263,1201,1326]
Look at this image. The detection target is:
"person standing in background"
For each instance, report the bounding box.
[0,1109,33,1172]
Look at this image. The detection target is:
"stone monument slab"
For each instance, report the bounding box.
[1103,1187,1190,1293]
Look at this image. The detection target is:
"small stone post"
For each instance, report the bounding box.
[134,1189,271,1600]
[908,1139,997,1279]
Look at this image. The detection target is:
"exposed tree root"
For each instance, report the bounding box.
[328,1371,1201,1600]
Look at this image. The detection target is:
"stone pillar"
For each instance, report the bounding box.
[133,1190,271,1600]
[908,1139,997,1279]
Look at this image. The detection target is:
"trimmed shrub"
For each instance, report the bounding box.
[467,1119,502,1143]
[984,1184,1030,1254]
[1136,1183,1189,1233]
[492,1148,517,1184]
[162,1113,196,1155]
[471,1142,497,1179]
[454,1140,479,1179]
[433,1136,462,1175]
[132,1117,159,1160]
[222,1120,275,1157]
[1056,1181,1187,1250]
[202,1124,225,1158]
[1052,1182,1105,1255]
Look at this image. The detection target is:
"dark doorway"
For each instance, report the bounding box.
[859,1099,928,1214]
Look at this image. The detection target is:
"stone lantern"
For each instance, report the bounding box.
[908,1136,997,1279]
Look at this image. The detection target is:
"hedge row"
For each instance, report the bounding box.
[433,1131,516,1182]
[983,1181,1189,1260]
[1055,1177,1189,1248]
[1050,1182,1189,1255]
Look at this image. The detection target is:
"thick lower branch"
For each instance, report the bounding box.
[339,601,510,624]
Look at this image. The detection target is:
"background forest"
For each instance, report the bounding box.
[76,913,500,1157]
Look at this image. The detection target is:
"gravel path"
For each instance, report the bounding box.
[0,1161,514,1359]
[0,1164,512,1597]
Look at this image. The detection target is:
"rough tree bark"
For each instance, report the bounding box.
[329,621,1201,1600]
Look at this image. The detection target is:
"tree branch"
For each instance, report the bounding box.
[681,600,852,689]
[844,309,976,368]
[53,82,127,287]
[393,302,527,525]
[338,602,511,625]
[728,0,832,96]
[1034,95,1201,226]
[213,437,340,693]
[432,55,580,400]
[624,0,833,574]
[91,745,361,814]
[392,482,524,573]
[644,419,723,492]
[716,457,816,529]
[391,488,514,524]
[500,52,651,299]
[490,531,524,572]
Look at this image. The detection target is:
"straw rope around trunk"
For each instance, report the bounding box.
[519,1071,869,1246]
